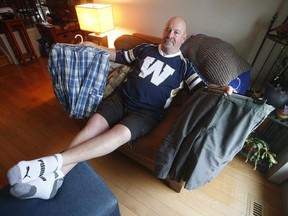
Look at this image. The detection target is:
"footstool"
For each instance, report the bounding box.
[0,161,120,216]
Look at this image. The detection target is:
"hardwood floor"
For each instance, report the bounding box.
[0,58,284,216]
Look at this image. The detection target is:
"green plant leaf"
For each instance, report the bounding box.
[243,134,278,170]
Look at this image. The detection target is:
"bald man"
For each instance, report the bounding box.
[7,16,233,200]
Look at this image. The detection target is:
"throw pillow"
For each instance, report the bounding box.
[181,34,251,85]
[103,62,131,99]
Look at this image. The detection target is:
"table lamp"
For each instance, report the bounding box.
[75,3,114,47]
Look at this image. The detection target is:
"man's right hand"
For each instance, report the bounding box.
[79,41,116,61]
[80,41,99,48]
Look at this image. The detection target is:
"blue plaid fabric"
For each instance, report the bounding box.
[48,44,110,119]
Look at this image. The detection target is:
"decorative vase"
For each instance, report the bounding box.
[264,82,288,109]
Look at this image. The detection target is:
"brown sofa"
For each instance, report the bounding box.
[111,33,251,192]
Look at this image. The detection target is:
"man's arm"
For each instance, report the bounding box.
[81,41,116,61]
[185,63,234,96]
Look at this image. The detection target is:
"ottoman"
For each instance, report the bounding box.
[0,161,120,216]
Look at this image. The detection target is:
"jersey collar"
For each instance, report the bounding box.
[158,45,182,57]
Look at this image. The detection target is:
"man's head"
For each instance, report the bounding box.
[161,16,187,55]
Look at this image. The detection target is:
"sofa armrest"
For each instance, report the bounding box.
[114,33,161,50]
[132,33,161,44]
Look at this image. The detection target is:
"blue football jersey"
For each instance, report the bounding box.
[115,43,206,112]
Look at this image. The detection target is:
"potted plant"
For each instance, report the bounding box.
[241,134,278,171]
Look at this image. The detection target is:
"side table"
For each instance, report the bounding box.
[258,114,288,154]
[257,114,288,184]
[87,33,109,47]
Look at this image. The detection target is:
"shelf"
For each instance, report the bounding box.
[250,14,288,90]
[268,113,288,127]
[266,33,288,46]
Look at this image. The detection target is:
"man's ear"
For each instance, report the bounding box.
[182,34,187,43]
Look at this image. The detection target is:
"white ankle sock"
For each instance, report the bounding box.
[7,154,63,186]
[10,170,64,200]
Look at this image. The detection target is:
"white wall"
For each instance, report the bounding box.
[94,0,286,62]
[89,0,288,89]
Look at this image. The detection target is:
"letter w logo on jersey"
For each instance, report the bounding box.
[140,56,175,86]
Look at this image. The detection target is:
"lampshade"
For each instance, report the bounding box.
[75,4,114,34]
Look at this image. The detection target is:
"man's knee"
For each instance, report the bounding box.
[86,113,109,132]
[113,124,132,143]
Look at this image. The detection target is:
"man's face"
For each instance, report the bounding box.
[161,17,187,54]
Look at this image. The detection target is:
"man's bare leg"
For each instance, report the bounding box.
[7,113,110,184]
[60,113,111,175]
[61,113,131,174]
[7,113,131,199]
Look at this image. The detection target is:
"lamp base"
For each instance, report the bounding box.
[87,33,108,47]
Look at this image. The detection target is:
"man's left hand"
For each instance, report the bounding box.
[207,84,234,95]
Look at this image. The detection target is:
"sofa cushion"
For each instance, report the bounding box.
[181,34,251,85]
[103,62,131,99]
[118,105,181,170]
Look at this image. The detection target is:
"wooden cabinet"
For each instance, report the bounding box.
[36,23,83,44]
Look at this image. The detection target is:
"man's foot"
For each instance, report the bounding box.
[10,170,64,200]
[7,154,63,186]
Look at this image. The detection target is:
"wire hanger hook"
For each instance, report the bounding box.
[75,34,84,43]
